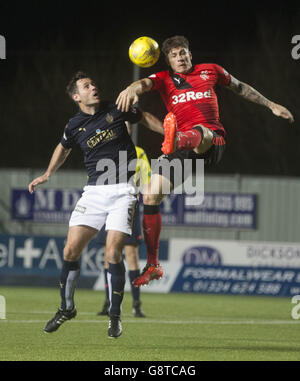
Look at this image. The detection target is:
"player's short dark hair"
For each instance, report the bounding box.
[66,71,90,99]
[161,36,190,57]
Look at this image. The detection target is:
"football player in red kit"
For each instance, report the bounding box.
[116,35,294,287]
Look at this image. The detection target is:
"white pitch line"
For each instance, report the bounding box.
[0,319,299,325]
[9,311,300,324]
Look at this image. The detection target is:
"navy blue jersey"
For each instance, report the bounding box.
[61,101,142,185]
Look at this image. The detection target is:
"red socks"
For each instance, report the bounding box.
[142,129,202,265]
[143,205,161,265]
[176,129,202,150]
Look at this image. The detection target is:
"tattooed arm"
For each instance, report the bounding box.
[227,75,294,123]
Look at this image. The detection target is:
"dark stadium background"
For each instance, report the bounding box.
[0,1,299,176]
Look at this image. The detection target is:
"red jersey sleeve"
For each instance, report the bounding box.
[213,64,231,86]
[148,71,168,91]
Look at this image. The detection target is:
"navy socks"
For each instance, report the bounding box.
[107,261,126,317]
[128,269,140,302]
[60,260,80,311]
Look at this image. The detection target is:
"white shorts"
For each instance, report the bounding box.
[69,183,138,235]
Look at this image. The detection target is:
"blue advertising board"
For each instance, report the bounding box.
[159,192,257,228]
[1,234,300,297]
[0,234,169,279]
[165,238,300,297]
[170,264,300,296]
[11,188,82,223]
[11,188,257,229]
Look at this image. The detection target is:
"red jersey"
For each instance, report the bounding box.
[149,63,231,136]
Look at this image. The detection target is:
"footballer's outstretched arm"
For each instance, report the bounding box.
[140,111,164,135]
[227,75,294,123]
[116,78,153,112]
[28,143,71,194]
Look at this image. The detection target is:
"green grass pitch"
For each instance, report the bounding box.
[0,286,300,361]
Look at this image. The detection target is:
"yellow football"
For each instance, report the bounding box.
[129,36,160,68]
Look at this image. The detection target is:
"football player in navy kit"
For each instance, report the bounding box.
[28,71,164,338]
